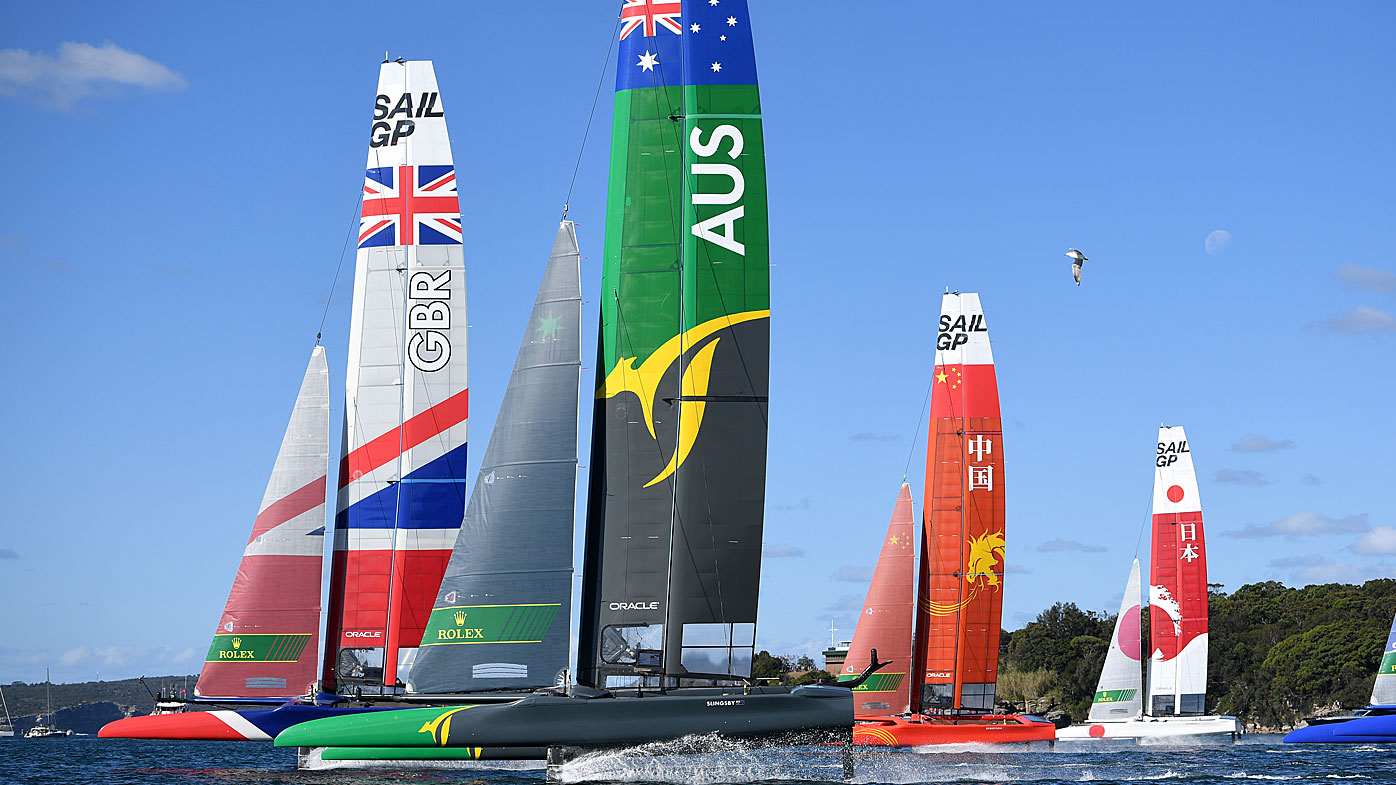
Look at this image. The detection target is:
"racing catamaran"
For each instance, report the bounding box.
[102,58,468,741]
[274,0,860,766]
[1283,611,1396,743]
[1057,426,1240,741]
[849,293,1054,746]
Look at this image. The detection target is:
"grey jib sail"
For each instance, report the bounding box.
[406,221,582,693]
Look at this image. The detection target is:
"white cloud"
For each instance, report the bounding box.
[1308,305,1396,335]
[50,644,199,670]
[1035,539,1105,553]
[1214,468,1270,486]
[1337,263,1396,293]
[1227,511,1369,539]
[762,542,805,559]
[824,593,863,612]
[1205,229,1232,255]
[1352,526,1396,556]
[0,41,186,109]
[1231,434,1294,452]
[831,565,873,583]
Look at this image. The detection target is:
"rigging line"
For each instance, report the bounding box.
[903,363,936,482]
[563,14,622,220]
[318,183,366,345]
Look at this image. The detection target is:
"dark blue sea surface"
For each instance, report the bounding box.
[1,735,1392,785]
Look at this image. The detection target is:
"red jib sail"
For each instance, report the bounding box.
[195,347,329,699]
[840,483,916,715]
[1147,424,1209,715]
[910,292,1005,714]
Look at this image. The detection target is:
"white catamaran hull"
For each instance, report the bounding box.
[1056,714,1240,741]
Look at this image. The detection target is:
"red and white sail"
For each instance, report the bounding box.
[842,483,916,716]
[1087,558,1144,721]
[323,60,468,692]
[1147,425,1209,715]
[910,292,1006,714]
[195,346,329,699]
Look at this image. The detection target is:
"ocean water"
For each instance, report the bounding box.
[0,735,1392,785]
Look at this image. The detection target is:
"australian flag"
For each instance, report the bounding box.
[616,0,759,92]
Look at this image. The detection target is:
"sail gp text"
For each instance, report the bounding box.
[370,91,443,148]
[408,270,453,372]
[1157,440,1189,467]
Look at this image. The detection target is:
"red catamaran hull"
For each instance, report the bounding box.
[852,714,1056,745]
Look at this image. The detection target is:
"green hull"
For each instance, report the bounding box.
[318,746,545,761]
[276,706,476,748]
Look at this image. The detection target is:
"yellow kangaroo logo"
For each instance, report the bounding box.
[599,310,768,488]
[418,706,475,746]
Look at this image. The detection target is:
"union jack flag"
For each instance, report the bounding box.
[359,165,461,248]
[619,0,682,40]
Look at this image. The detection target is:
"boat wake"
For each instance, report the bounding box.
[297,746,542,773]
[555,734,849,784]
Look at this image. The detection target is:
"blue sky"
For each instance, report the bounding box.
[2,2,1393,684]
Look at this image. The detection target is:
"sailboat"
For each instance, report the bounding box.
[24,670,73,738]
[1057,425,1240,741]
[102,59,468,741]
[0,685,13,737]
[849,292,1055,746]
[307,221,583,764]
[274,0,863,763]
[1283,611,1396,743]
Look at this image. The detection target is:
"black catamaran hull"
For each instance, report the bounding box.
[275,686,853,752]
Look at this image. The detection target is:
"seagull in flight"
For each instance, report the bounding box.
[1064,248,1089,286]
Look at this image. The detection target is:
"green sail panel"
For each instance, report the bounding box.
[204,634,311,664]
[578,0,769,689]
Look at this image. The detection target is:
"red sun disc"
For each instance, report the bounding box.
[1167,485,1185,503]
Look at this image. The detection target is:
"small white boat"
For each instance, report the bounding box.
[23,670,72,738]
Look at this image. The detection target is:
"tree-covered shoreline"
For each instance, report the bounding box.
[998,579,1396,728]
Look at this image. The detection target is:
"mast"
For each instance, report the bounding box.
[324,60,468,693]
[840,483,917,715]
[1146,425,1209,715]
[407,222,582,694]
[577,0,770,690]
[909,293,1005,714]
[195,347,329,700]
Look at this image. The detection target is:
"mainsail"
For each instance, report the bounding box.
[408,221,582,694]
[840,483,916,715]
[910,292,1006,714]
[1146,425,1209,715]
[324,60,468,692]
[577,0,771,689]
[196,347,329,699]
[1370,613,1396,706]
[1087,558,1144,721]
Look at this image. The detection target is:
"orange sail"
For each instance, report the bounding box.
[840,483,916,715]
[910,292,1005,714]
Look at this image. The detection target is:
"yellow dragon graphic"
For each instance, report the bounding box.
[920,530,1005,616]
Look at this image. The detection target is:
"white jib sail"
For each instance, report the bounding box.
[1088,558,1144,721]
